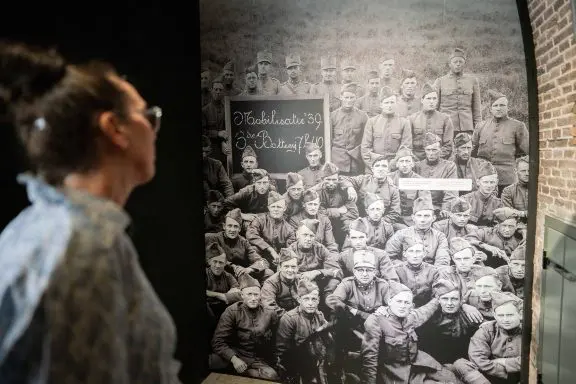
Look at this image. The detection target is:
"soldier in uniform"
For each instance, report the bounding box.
[460,162,504,227]
[222,60,242,96]
[432,198,479,244]
[465,274,504,321]
[202,135,234,199]
[201,66,212,107]
[298,142,325,189]
[210,274,279,381]
[361,86,412,166]
[283,172,305,218]
[205,243,242,325]
[279,54,311,96]
[231,146,258,192]
[355,70,382,117]
[205,208,273,283]
[383,195,451,266]
[340,57,365,97]
[330,82,368,175]
[451,133,493,194]
[260,248,301,317]
[396,69,421,118]
[408,83,454,161]
[378,57,398,94]
[495,245,525,299]
[256,51,280,95]
[472,90,529,194]
[204,190,225,233]
[500,156,529,232]
[432,47,482,135]
[454,291,522,384]
[310,56,341,111]
[239,65,259,96]
[202,75,229,164]
[246,191,296,268]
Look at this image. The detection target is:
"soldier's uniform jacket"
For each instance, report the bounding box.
[388,170,432,224]
[282,193,303,218]
[461,190,504,227]
[414,159,458,211]
[205,268,242,306]
[330,107,369,173]
[204,211,225,233]
[330,277,390,324]
[465,226,522,263]
[288,211,339,254]
[205,231,268,273]
[501,182,528,215]
[396,96,422,119]
[453,156,492,194]
[201,89,212,108]
[279,80,311,96]
[394,262,439,307]
[317,184,359,231]
[341,216,395,251]
[246,214,296,255]
[432,72,482,133]
[212,302,278,365]
[230,172,279,193]
[465,291,494,321]
[467,321,522,379]
[495,265,524,299]
[408,110,454,161]
[288,241,340,276]
[361,299,441,384]
[298,165,323,189]
[260,272,300,317]
[361,114,412,166]
[223,185,272,216]
[202,101,225,142]
[257,76,281,96]
[437,265,496,298]
[355,93,382,117]
[432,218,478,243]
[472,116,529,185]
[345,175,401,223]
[384,227,451,267]
[203,157,234,198]
[310,81,341,111]
[336,246,399,282]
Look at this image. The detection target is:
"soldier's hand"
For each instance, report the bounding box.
[438,209,451,219]
[462,304,483,323]
[237,267,253,276]
[474,250,488,262]
[374,306,387,316]
[231,356,248,373]
[268,248,280,264]
[241,213,257,221]
[217,130,229,139]
[347,187,358,203]
[338,206,348,215]
[325,294,341,309]
[222,141,232,155]
[301,270,320,280]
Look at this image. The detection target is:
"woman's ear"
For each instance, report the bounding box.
[97,111,129,150]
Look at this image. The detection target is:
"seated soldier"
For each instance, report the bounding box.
[495,245,525,299]
[454,291,522,384]
[276,279,338,384]
[465,274,504,322]
[204,190,225,233]
[298,141,325,189]
[260,248,301,317]
[361,281,461,384]
[460,162,503,227]
[283,172,305,217]
[210,274,279,381]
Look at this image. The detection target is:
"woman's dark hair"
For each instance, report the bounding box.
[0,41,129,185]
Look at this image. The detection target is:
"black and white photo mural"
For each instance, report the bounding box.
[201,0,530,382]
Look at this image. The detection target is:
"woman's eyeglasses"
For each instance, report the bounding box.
[142,106,162,133]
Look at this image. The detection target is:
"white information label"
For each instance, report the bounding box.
[398,178,473,192]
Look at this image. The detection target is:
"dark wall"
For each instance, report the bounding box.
[0,6,206,384]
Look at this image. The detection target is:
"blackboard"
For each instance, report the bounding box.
[224,95,330,178]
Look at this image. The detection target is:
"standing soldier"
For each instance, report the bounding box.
[378,57,398,93]
[433,48,482,135]
[298,142,325,189]
[256,51,280,95]
[355,70,382,117]
[231,146,258,192]
[279,54,311,96]
[340,57,365,97]
[310,56,341,112]
[202,75,229,164]
[239,65,259,96]
[222,60,242,96]
[201,66,212,107]
[451,133,493,194]
[202,135,234,198]
[396,69,421,118]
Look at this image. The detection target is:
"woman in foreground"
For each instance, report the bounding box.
[0,41,181,383]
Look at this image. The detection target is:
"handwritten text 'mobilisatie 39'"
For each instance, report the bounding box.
[233,110,322,130]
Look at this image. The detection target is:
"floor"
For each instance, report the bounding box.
[202,373,278,384]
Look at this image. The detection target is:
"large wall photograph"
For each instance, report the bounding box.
[201,0,530,383]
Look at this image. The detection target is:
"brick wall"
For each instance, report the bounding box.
[528,0,576,382]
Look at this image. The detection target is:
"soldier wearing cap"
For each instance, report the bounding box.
[310,55,341,111]
[378,56,399,94]
[361,281,460,384]
[260,248,301,317]
[340,57,365,97]
[223,169,275,226]
[336,217,398,282]
[279,54,311,96]
[384,195,451,266]
[451,132,493,194]
[418,279,480,365]
[361,86,412,167]
[432,47,482,135]
[461,162,504,227]
[500,156,529,231]
[396,69,421,118]
[239,65,259,96]
[222,60,242,96]
[201,65,212,107]
[246,191,296,268]
[495,244,525,299]
[231,146,257,192]
[288,189,339,255]
[283,172,305,217]
[432,198,479,243]
[202,135,234,199]
[297,141,324,189]
[210,274,279,380]
[472,89,529,192]
[465,273,504,321]
[205,208,273,283]
[204,189,226,233]
[202,75,229,164]
[408,82,454,160]
[329,81,369,175]
[276,279,337,383]
[454,291,522,384]
[355,70,382,117]
[255,50,280,95]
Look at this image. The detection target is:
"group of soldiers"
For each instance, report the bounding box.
[202,47,529,384]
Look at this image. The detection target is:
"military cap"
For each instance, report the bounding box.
[302,189,320,203]
[341,58,356,70]
[400,69,417,85]
[349,218,369,235]
[225,208,243,225]
[450,47,467,61]
[380,57,395,65]
[367,70,379,81]
[423,132,441,148]
[395,145,415,162]
[268,191,284,206]
[206,242,226,261]
[321,162,339,178]
[207,190,224,204]
[320,56,337,70]
[517,155,529,165]
[238,274,261,290]
[364,192,383,209]
[450,198,471,213]
[433,278,460,298]
[286,172,303,189]
[476,162,498,180]
[387,281,412,301]
[223,61,235,72]
[490,291,522,310]
[449,237,474,256]
[353,250,377,268]
[305,141,321,155]
[285,54,301,68]
[402,235,424,251]
[278,248,298,264]
[245,65,258,75]
[299,218,320,234]
[251,168,269,181]
[257,51,272,64]
[202,135,211,148]
[453,132,472,148]
[420,82,437,98]
[412,195,434,214]
[510,245,526,261]
[212,75,224,85]
[242,145,257,160]
[341,82,358,95]
[297,278,320,296]
[380,86,395,101]
[488,89,507,106]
